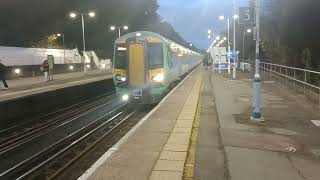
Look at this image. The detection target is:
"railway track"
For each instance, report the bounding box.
[0,100,131,180]
[0,92,118,156]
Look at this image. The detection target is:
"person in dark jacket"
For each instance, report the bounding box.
[0,59,9,89]
[42,60,49,82]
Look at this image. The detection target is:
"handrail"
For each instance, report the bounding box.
[261,62,320,75]
[241,60,320,105]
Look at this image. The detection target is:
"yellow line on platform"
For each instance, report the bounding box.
[183,76,203,180]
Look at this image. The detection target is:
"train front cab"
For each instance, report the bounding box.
[114,35,168,104]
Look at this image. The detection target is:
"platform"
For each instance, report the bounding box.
[0,69,112,102]
[78,68,320,180]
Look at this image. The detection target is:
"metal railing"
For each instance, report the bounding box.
[242,61,320,106]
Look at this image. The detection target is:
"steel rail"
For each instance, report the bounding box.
[0,97,120,155]
[0,104,127,178]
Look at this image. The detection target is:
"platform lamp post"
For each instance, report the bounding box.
[110,25,129,38]
[242,29,252,61]
[251,0,263,121]
[57,33,65,64]
[69,11,95,74]
[218,15,231,75]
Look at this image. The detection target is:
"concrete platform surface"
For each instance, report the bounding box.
[0,69,112,102]
[80,67,203,180]
[210,70,320,180]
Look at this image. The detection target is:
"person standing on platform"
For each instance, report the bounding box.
[0,59,9,89]
[41,60,49,82]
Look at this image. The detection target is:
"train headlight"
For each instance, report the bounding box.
[152,73,164,82]
[122,94,129,101]
[116,74,126,82]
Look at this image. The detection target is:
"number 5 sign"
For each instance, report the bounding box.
[239,7,255,24]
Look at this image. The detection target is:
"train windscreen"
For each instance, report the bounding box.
[115,45,127,69]
[148,43,163,68]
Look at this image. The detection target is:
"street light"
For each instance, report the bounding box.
[216,36,220,41]
[110,25,129,38]
[88,12,95,17]
[57,33,65,64]
[69,10,96,74]
[219,15,231,74]
[242,29,252,60]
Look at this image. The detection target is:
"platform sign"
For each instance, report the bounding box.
[239,7,255,24]
[47,55,54,70]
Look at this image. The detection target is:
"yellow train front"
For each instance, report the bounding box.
[113,31,202,104]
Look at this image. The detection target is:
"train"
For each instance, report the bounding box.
[113,31,202,104]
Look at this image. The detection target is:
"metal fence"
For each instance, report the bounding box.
[243,61,320,106]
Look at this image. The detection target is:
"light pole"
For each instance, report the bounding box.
[208,29,215,47]
[57,33,65,64]
[242,29,252,61]
[219,15,231,74]
[69,11,95,74]
[251,0,263,121]
[110,25,129,38]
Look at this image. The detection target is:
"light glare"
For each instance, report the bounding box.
[14,68,21,74]
[110,26,116,31]
[88,12,95,17]
[70,12,77,18]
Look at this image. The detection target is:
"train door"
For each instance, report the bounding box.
[128,43,145,87]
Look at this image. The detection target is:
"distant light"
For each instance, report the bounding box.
[233,14,239,19]
[219,15,225,20]
[14,68,21,74]
[208,29,212,34]
[122,94,129,101]
[123,25,129,30]
[189,43,193,47]
[110,26,116,31]
[136,32,142,37]
[152,73,164,82]
[88,12,95,17]
[247,29,252,33]
[216,36,221,40]
[117,47,127,51]
[57,33,61,37]
[69,65,74,70]
[70,12,77,18]
[223,37,227,40]
[86,64,91,68]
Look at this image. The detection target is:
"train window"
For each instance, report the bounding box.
[148,43,163,68]
[115,45,127,69]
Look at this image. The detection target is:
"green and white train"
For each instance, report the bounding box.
[113,31,202,104]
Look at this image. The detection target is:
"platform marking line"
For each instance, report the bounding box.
[183,76,202,180]
[0,76,111,102]
[311,120,320,127]
[78,68,199,180]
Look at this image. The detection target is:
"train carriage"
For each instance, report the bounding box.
[113,31,202,104]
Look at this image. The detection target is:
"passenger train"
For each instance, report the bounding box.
[113,31,202,104]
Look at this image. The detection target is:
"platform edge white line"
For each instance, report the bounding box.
[77,67,198,180]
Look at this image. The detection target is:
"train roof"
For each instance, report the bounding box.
[115,31,201,56]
